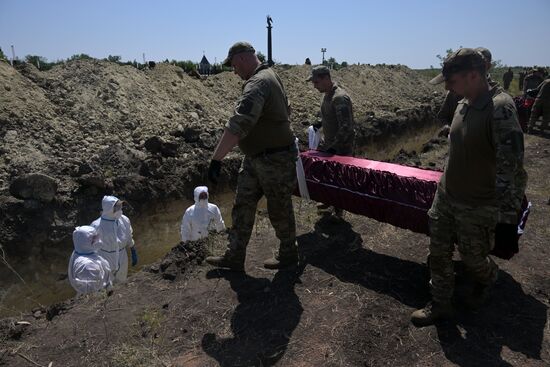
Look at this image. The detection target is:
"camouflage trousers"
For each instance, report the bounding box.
[227,148,298,259]
[428,189,498,304]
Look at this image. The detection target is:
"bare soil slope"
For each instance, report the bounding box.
[0,60,440,258]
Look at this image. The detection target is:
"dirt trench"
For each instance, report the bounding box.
[1,132,549,367]
[0,60,442,259]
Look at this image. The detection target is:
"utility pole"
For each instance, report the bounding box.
[267,15,273,66]
[10,45,15,66]
[321,48,327,65]
[142,53,146,68]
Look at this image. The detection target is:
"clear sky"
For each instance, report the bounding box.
[1,0,549,69]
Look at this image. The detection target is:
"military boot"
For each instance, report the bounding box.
[264,244,299,270]
[263,253,299,269]
[410,301,454,327]
[205,250,245,271]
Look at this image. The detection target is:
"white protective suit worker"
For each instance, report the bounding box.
[180,186,225,242]
[68,225,113,294]
[91,195,137,283]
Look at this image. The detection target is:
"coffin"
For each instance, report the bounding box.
[297,151,530,259]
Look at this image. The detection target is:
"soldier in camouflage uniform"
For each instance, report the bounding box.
[308,65,355,217]
[528,78,550,133]
[205,42,298,271]
[523,69,544,95]
[411,48,527,327]
[308,65,355,155]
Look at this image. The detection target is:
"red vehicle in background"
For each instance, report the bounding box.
[514,88,539,132]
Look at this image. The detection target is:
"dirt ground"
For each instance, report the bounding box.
[1,132,549,367]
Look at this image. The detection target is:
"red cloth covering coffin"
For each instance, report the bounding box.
[298,151,530,249]
[299,151,441,234]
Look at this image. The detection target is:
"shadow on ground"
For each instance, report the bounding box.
[201,267,304,367]
[301,215,548,366]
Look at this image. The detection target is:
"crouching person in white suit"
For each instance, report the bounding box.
[181,186,225,243]
[68,225,113,294]
[92,195,138,283]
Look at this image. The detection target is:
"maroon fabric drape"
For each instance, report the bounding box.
[297,151,442,234]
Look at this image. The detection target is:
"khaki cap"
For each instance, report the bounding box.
[307,65,331,81]
[429,48,486,85]
[223,41,255,66]
[474,47,492,64]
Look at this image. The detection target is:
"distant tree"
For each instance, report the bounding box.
[106,55,121,63]
[304,57,311,65]
[341,61,348,68]
[0,47,6,60]
[491,59,504,69]
[69,53,93,61]
[172,60,197,72]
[257,51,266,63]
[25,55,48,68]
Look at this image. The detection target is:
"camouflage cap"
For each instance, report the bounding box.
[307,65,331,82]
[474,47,492,64]
[429,48,486,85]
[223,41,255,66]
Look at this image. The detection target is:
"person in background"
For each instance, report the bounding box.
[503,68,514,91]
[308,65,355,218]
[181,186,225,242]
[92,195,138,283]
[523,68,544,95]
[528,78,550,133]
[68,225,113,294]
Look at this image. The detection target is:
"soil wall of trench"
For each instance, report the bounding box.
[0,60,442,258]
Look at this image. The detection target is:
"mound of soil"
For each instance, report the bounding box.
[0,60,441,257]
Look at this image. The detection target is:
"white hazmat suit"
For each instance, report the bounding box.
[180,186,225,242]
[68,225,113,294]
[91,195,135,283]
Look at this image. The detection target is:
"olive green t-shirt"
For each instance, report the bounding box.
[441,85,527,220]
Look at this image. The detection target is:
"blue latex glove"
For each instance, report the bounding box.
[131,247,138,266]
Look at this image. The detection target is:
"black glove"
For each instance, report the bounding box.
[208,160,222,185]
[526,88,538,98]
[493,223,519,259]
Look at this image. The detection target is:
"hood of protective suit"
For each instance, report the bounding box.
[101,195,120,220]
[73,225,99,254]
[193,186,209,208]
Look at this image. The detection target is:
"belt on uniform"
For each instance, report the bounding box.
[251,144,294,158]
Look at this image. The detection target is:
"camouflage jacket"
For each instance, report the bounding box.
[523,74,544,94]
[226,64,295,156]
[529,79,550,123]
[492,88,528,223]
[320,84,355,154]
